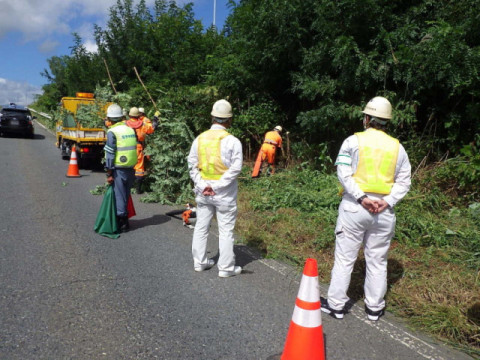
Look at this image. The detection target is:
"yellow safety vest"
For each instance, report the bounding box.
[107,122,138,168]
[198,129,230,180]
[353,129,399,194]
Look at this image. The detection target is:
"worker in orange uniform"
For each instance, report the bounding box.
[139,107,159,132]
[126,107,155,194]
[251,125,284,177]
[138,107,151,125]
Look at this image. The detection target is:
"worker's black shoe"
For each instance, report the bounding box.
[365,305,385,321]
[118,216,130,233]
[320,297,345,319]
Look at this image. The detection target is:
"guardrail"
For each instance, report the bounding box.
[28,107,52,119]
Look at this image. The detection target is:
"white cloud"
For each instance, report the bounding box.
[0,0,71,41]
[0,79,42,106]
[84,39,98,53]
[0,0,160,42]
[75,22,99,53]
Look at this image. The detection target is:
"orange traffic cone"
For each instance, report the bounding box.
[66,146,81,178]
[281,258,325,360]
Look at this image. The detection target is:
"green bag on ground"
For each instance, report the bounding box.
[94,185,120,239]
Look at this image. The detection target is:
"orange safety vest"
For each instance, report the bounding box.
[198,129,230,180]
[263,131,282,147]
[140,115,152,125]
[353,129,399,194]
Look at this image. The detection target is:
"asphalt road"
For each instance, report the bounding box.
[0,123,473,360]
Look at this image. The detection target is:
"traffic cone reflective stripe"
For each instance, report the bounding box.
[295,297,321,311]
[281,258,325,360]
[66,146,81,178]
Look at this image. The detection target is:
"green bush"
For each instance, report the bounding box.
[141,115,195,204]
[428,135,480,202]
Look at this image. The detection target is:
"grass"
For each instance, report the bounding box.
[235,165,480,358]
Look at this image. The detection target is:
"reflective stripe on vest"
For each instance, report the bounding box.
[198,129,230,180]
[264,131,280,146]
[108,123,138,168]
[353,129,399,194]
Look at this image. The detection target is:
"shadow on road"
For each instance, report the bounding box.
[0,133,45,140]
[130,214,171,230]
[201,244,257,272]
[234,244,257,269]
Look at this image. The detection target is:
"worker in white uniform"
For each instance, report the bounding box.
[187,99,243,278]
[321,96,411,321]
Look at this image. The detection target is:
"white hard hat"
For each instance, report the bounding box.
[362,96,392,120]
[274,125,283,132]
[129,107,140,117]
[107,104,123,119]
[138,107,145,113]
[211,99,233,119]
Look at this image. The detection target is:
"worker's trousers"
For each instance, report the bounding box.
[134,144,146,178]
[260,143,277,165]
[192,200,237,272]
[113,168,135,217]
[327,197,396,312]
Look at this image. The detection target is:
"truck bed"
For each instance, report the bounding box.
[58,126,106,142]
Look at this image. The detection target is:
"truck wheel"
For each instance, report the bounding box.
[61,141,70,160]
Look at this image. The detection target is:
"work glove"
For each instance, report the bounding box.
[106,172,114,185]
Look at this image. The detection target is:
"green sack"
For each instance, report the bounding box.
[94,185,120,239]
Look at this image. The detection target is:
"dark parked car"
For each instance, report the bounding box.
[0,103,35,138]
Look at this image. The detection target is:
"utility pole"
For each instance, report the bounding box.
[213,0,216,27]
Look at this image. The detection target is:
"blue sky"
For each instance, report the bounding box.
[0,0,232,105]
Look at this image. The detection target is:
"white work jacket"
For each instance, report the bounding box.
[188,124,243,206]
[335,128,411,208]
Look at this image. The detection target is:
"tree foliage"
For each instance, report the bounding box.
[33,0,480,199]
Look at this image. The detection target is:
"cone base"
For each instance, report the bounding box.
[281,321,325,360]
[66,174,82,178]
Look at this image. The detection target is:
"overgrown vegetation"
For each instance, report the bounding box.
[31,0,480,355]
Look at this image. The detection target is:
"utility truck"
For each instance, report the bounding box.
[56,92,109,168]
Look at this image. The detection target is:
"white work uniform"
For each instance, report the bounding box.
[327,128,411,312]
[187,124,243,272]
